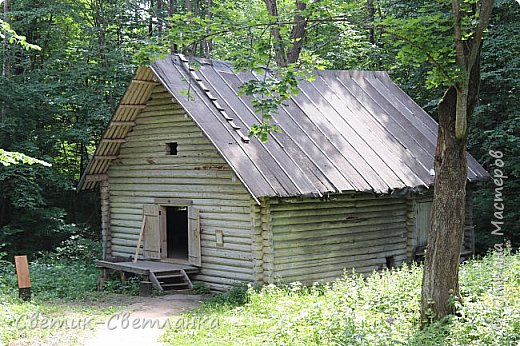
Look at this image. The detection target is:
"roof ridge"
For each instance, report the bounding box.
[176,54,250,143]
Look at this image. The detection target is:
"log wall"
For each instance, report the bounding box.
[266,194,409,284]
[406,188,475,260]
[100,180,111,260]
[107,85,255,290]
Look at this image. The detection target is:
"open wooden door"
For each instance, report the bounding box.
[416,201,432,248]
[143,204,161,259]
[187,207,201,266]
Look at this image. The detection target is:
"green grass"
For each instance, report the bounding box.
[0,238,138,345]
[162,251,520,346]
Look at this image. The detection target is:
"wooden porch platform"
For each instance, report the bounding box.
[96,260,200,293]
[96,260,199,274]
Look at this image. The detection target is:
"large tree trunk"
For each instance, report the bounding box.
[420,85,468,321]
[420,0,493,324]
[420,38,483,322]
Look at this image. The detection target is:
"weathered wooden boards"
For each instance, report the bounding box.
[263,194,410,284]
[79,67,158,191]
[149,56,489,200]
[133,215,147,263]
[108,85,255,291]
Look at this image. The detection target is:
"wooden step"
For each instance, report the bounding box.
[155,274,184,280]
[162,282,190,288]
[149,269,193,291]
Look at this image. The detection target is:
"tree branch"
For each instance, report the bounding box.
[287,0,308,65]
[451,0,465,67]
[467,0,494,70]
[263,0,288,67]
[382,28,457,86]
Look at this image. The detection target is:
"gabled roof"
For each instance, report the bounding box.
[78,54,489,198]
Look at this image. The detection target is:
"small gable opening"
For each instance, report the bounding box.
[166,142,178,155]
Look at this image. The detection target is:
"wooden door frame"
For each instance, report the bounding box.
[153,198,197,265]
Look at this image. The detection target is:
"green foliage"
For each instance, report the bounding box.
[0,18,40,50]
[201,282,253,310]
[141,0,343,141]
[101,276,141,296]
[0,149,51,167]
[0,0,517,274]
[469,1,520,252]
[0,237,101,300]
[0,241,124,345]
[0,162,89,257]
[0,0,145,254]
[192,281,211,295]
[41,236,102,262]
[163,251,520,345]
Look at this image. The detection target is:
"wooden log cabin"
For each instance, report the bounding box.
[78,54,489,291]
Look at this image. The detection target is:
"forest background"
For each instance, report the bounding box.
[0,0,518,259]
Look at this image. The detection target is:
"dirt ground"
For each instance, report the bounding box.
[84,293,205,346]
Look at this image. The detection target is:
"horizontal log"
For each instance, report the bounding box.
[200,240,251,252]
[202,248,252,261]
[112,156,227,166]
[202,255,254,267]
[110,195,251,205]
[274,242,406,265]
[271,209,407,226]
[197,269,253,281]
[117,151,221,159]
[273,227,405,246]
[85,174,108,182]
[119,104,146,109]
[201,262,253,274]
[271,203,405,219]
[271,216,406,233]
[274,237,407,258]
[111,245,141,256]
[111,232,139,241]
[109,168,233,178]
[277,266,380,284]
[138,103,179,112]
[148,90,173,99]
[192,274,250,288]
[120,142,215,152]
[138,110,187,119]
[134,119,197,131]
[270,198,406,211]
[274,248,407,272]
[95,156,118,160]
[110,183,246,195]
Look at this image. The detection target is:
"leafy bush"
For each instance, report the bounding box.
[0,237,102,301]
[40,235,101,262]
[102,275,141,296]
[163,251,520,346]
[192,281,211,295]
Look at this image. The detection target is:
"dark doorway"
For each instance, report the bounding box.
[166,206,189,260]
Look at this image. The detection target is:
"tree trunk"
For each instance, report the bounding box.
[367,0,376,45]
[420,42,483,324]
[286,0,307,64]
[2,0,9,77]
[1,0,9,122]
[263,0,287,67]
[420,85,468,322]
[420,0,492,323]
